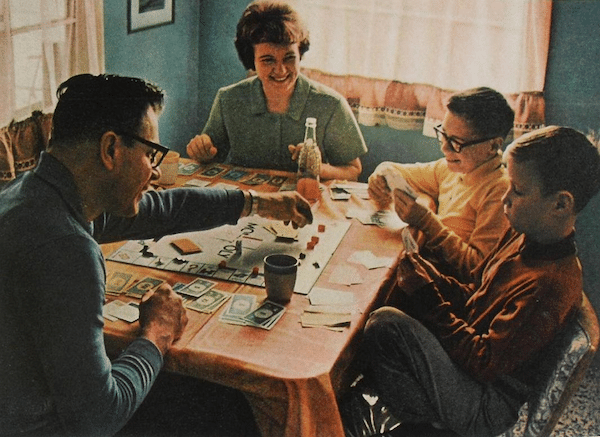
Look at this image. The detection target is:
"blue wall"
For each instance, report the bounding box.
[104,0,202,151]
[105,1,600,362]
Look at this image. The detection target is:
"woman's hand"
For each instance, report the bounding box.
[288,143,303,161]
[186,134,217,163]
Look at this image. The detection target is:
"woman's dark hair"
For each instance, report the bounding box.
[234,0,310,71]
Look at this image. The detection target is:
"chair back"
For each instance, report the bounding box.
[0,111,52,186]
[521,292,599,437]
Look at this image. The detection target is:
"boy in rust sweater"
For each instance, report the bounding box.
[343,126,600,437]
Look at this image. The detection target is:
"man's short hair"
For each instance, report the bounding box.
[507,125,600,213]
[50,74,165,149]
[447,87,515,140]
[234,0,310,71]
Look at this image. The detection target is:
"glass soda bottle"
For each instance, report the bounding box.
[296,117,321,202]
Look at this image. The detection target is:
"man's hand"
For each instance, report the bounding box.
[368,174,392,209]
[253,191,313,228]
[396,252,439,296]
[139,284,188,356]
[186,134,217,163]
[393,189,429,226]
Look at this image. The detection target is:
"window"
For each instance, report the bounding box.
[0,0,104,126]
[289,0,551,136]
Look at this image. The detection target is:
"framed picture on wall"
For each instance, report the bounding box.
[128,0,174,33]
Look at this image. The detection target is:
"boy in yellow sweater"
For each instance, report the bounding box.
[369,87,514,281]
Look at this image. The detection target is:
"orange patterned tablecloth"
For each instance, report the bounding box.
[102,161,403,437]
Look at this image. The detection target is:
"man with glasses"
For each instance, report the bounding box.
[368,87,515,281]
[0,74,312,436]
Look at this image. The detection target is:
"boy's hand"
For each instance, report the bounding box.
[397,252,439,296]
[186,134,217,163]
[368,174,392,209]
[252,191,313,229]
[139,284,188,356]
[393,189,429,226]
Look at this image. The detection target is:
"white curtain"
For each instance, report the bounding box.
[0,0,104,127]
[292,0,551,93]
[0,1,16,126]
[290,0,552,136]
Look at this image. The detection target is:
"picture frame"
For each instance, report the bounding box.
[128,0,174,33]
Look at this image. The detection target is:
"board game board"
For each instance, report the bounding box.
[107,217,351,295]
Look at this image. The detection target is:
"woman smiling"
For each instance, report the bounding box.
[186,0,367,181]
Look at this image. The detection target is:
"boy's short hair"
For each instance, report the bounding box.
[234,0,310,71]
[507,125,600,213]
[447,87,515,140]
[50,74,165,150]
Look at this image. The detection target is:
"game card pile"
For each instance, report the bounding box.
[348,250,394,270]
[173,278,231,314]
[103,300,139,323]
[219,294,286,330]
[105,271,137,296]
[103,273,163,323]
[330,182,370,200]
[178,162,290,189]
[346,208,405,230]
[301,287,356,331]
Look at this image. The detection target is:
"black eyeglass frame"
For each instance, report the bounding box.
[433,124,498,153]
[116,131,171,168]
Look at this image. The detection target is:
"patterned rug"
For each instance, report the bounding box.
[511,365,600,437]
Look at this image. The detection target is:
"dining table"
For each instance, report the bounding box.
[101,160,405,437]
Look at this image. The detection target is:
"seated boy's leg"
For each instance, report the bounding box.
[360,307,520,437]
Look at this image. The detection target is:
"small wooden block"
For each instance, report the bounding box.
[252,267,259,276]
[311,236,320,244]
[318,224,326,232]
[171,238,202,255]
[219,260,227,268]
[306,241,315,250]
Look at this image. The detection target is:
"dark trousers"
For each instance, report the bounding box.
[360,307,523,437]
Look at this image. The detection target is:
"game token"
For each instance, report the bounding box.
[318,224,326,232]
[311,236,319,244]
[219,260,227,268]
[299,253,306,259]
[307,241,315,250]
[252,267,259,276]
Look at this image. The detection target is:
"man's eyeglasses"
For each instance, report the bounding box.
[116,131,171,168]
[433,124,497,153]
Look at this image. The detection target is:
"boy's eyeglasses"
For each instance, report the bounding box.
[433,124,497,153]
[116,131,171,168]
